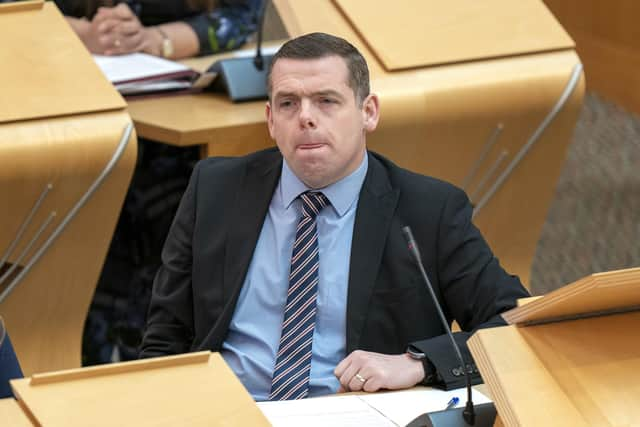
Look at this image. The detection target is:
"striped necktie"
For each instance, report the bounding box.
[269,191,329,400]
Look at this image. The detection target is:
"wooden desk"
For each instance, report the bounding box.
[0,398,34,427]
[9,352,270,427]
[126,53,275,157]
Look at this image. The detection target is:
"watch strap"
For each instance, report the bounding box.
[155,27,173,58]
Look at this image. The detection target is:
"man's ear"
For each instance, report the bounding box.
[265,101,275,139]
[362,93,380,132]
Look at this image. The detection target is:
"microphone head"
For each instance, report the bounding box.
[401,226,421,260]
[401,226,413,244]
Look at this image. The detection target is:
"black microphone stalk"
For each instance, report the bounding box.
[206,0,273,101]
[401,226,475,425]
[253,0,268,71]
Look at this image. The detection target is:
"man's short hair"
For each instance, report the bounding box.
[267,32,370,104]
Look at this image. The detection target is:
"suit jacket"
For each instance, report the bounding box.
[140,148,529,389]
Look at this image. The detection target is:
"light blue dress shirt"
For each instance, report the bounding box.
[220,154,368,401]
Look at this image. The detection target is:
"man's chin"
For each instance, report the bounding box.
[296,166,332,189]
[292,151,326,169]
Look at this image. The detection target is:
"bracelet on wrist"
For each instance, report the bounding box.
[155,26,174,58]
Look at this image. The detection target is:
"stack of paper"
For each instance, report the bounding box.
[93,53,215,97]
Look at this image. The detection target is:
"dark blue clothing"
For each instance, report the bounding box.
[0,333,23,398]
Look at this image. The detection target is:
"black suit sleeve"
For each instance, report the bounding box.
[409,187,529,390]
[139,162,201,358]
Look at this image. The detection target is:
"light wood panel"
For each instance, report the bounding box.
[503,267,640,325]
[11,352,270,427]
[470,311,640,426]
[470,268,640,426]
[0,111,137,376]
[127,93,269,145]
[0,398,34,427]
[273,0,385,77]
[333,0,573,70]
[470,323,590,426]
[0,1,124,124]
[543,0,640,114]
[0,0,136,377]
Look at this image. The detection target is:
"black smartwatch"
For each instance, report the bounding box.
[407,346,439,385]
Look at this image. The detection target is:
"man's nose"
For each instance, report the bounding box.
[298,100,317,129]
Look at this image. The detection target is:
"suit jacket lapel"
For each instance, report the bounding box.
[346,153,399,352]
[222,151,282,304]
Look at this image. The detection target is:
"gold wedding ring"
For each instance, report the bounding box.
[354,373,366,383]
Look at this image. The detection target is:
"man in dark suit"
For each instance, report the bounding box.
[140,32,529,400]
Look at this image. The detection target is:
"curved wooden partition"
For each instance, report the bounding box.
[0,113,136,376]
[544,0,640,115]
[0,1,136,375]
[273,0,585,288]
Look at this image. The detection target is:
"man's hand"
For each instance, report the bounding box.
[334,350,425,393]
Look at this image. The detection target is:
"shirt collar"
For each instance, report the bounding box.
[280,153,368,217]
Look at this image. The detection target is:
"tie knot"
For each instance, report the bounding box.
[299,192,329,219]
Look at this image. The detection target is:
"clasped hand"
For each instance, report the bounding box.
[81,3,162,56]
[334,350,425,393]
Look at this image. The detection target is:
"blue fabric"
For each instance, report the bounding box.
[221,155,368,401]
[0,333,23,399]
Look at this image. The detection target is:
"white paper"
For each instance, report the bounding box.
[258,395,396,427]
[359,388,492,427]
[93,53,191,84]
[257,388,491,427]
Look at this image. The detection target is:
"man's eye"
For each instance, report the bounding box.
[321,98,336,104]
[279,100,293,108]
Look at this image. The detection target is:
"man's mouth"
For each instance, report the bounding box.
[297,142,325,150]
[296,141,326,150]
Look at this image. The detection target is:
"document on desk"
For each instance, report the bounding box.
[258,388,491,427]
[93,53,196,84]
[92,53,214,97]
[359,388,492,427]
[258,395,395,427]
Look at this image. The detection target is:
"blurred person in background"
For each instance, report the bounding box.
[59,0,262,59]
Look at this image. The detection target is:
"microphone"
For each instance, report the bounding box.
[252,0,268,72]
[206,0,274,102]
[401,226,496,427]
